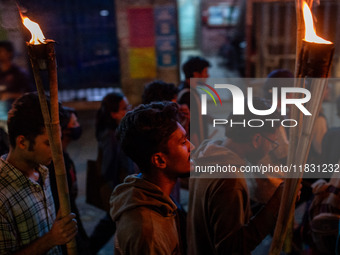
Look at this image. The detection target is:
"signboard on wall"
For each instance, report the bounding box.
[156,37,177,67]
[129,47,157,79]
[127,7,156,78]
[126,5,178,78]
[128,7,155,47]
[154,5,178,68]
[116,0,179,104]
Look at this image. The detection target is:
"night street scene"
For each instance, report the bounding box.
[1,0,340,254]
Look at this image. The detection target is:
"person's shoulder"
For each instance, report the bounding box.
[190,178,246,195]
[0,161,19,206]
[178,81,189,91]
[212,178,246,190]
[116,207,178,254]
[117,205,175,235]
[119,204,171,222]
[177,88,190,105]
[0,158,15,185]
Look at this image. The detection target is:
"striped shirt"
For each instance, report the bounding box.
[0,156,61,255]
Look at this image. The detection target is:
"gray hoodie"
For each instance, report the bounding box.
[110,174,183,255]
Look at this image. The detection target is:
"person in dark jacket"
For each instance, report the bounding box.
[89,92,137,254]
[188,98,289,255]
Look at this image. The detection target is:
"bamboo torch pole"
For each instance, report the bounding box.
[27,41,77,255]
[271,1,310,251]
[279,3,307,251]
[269,2,334,252]
[289,0,313,177]
[25,33,78,255]
[294,0,304,77]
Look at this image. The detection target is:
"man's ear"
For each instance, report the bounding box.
[16,135,28,149]
[150,152,167,169]
[252,133,262,149]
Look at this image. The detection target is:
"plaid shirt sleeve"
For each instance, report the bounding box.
[0,210,18,255]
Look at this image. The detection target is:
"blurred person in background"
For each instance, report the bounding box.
[142,80,189,136]
[188,98,286,255]
[89,92,137,254]
[178,56,211,147]
[142,80,178,104]
[0,40,34,111]
[246,69,292,206]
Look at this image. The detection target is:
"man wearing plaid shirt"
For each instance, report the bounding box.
[0,93,78,255]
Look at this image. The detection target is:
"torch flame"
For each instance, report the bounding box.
[303,2,332,44]
[21,14,46,45]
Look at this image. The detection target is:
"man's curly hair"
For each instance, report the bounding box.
[117,102,179,172]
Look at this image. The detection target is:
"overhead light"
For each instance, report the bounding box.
[100,10,109,17]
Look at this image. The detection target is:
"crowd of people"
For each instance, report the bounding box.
[0,39,339,255]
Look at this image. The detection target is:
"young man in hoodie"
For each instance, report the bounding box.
[110,102,191,255]
[188,97,286,255]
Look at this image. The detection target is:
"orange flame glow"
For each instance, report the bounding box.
[303,2,331,44]
[21,14,46,45]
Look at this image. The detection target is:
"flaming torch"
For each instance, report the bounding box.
[269,1,334,254]
[21,14,77,255]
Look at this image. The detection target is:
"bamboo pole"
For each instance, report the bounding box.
[269,39,334,254]
[294,0,313,76]
[27,41,77,255]
[294,0,304,78]
[290,0,314,166]
[270,2,310,252]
